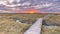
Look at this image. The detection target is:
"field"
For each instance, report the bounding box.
[41,25,60,34]
[0,13,60,34]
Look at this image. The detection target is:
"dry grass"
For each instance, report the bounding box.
[44,15,60,26]
[0,19,30,34]
[0,13,45,34]
[41,25,60,34]
[0,13,46,34]
[0,14,60,34]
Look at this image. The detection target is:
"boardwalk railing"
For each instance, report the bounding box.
[24,18,43,34]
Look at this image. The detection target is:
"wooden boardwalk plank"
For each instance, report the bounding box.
[24,18,43,34]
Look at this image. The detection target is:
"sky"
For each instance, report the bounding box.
[0,0,60,13]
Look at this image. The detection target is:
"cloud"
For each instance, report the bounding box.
[21,2,31,6]
[0,1,7,5]
[0,0,60,13]
[16,0,21,3]
[31,3,53,9]
[5,4,21,7]
[0,0,31,7]
[53,0,58,1]
[0,10,13,13]
[0,0,53,8]
[43,3,53,7]
[8,0,21,3]
[7,0,14,4]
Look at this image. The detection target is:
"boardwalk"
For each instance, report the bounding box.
[24,18,43,34]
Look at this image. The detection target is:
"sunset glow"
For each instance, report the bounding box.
[28,11,35,13]
[26,9,37,13]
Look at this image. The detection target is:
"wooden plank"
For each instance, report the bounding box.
[24,18,43,34]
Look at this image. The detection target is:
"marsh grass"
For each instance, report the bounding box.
[41,25,60,34]
[0,14,60,34]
